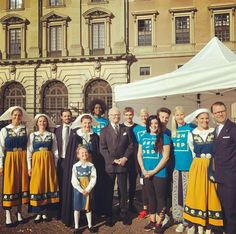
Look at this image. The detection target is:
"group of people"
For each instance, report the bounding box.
[0,100,235,234]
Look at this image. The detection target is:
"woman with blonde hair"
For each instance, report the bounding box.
[171,106,196,233]
[27,114,59,223]
[0,106,32,226]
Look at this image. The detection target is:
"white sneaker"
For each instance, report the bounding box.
[175,223,185,233]
[198,226,204,234]
[187,226,195,234]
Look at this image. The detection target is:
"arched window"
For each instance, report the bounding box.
[85,79,112,114]
[3,81,26,110]
[42,80,68,124]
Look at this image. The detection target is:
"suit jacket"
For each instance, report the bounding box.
[100,123,134,173]
[213,119,236,187]
[55,125,63,157]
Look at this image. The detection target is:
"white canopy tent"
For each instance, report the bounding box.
[114,37,236,119]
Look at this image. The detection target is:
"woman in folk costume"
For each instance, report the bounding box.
[61,113,100,226]
[183,108,223,234]
[27,114,59,223]
[171,106,196,233]
[71,145,97,234]
[0,106,32,226]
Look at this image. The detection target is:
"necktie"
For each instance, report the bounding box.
[114,124,119,135]
[65,126,70,147]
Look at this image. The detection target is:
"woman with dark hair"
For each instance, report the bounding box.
[27,114,59,223]
[0,106,31,226]
[89,99,108,136]
[138,115,171,234]
[61,114,101,227]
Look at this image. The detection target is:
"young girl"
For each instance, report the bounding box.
[71,145,97,234]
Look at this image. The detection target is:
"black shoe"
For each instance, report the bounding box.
[144,221,156,232]
[122,216,131,226]
[105,217,113,227]
[88,226,98,233]
[6,222,14,228]
[154,224,163,234]
[17,219,25,225]
[74,228,81,234]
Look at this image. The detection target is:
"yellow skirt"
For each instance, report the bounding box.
[183,157,223,227]
[2,150,29,207]
[30,150,59,207]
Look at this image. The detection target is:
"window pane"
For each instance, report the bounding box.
[214,13,230,42]
[92,23,105,49]
[138,19,152,46]
[9,29,21,56]
[10,0,23,9]
[50,0,63,6]
[50,26,62,51]
[140,67,150,76]
[175,16,190,44]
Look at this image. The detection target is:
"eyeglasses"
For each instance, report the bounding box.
[213,110,226,115]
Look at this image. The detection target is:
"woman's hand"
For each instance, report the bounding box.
[28,169,32,176]
[0,168,3,176]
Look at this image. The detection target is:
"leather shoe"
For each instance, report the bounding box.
[105,217,113,227]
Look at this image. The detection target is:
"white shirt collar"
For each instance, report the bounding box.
[7,124,25,129]
[34,131,51,136]
[76,128,93,137]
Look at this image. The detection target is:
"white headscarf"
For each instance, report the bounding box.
[33,114,56,128]
[0,106,32,122]
[71,113,98,129]
[184,108,211,123]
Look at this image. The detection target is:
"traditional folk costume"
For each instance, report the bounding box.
[183,108,223,231]
[27,114,59,213]
[183,127,223,228]
[71,161,97,211]
[0,106,32,210]
[0,124,29,208]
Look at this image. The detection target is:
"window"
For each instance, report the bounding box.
[83,8,113,55]
[169,7,197,45]
[175,16,190,44]
[131,10,158,49]
[0,15,28,59]
[41,12,70,57]
[138,19,152,46]
[92,23,105,54]
[85,79,112,115]
[49,0,63,6]
[91,0,105,2]
[9,0,23,9]
[3,82,26,110]
[214,13,230,42]
[9,28,21,59]
[49,26,62,56]
[208,5,235,42]
[140,67,150,76]
[42,81,68,124]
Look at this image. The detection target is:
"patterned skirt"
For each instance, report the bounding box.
[183,157,223,227]
[73,176,91,211]
[2,150,29,208]
[30,150,59,207]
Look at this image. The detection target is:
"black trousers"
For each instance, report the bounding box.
[217,183,236,234]
[57,158,65,217]
[144,176,168,214]
[128,166,138,205]
[105,172,128,217]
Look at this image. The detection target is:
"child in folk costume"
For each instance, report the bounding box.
[27,114,59,223]
[71,145,97,234]
[183,109,223,234]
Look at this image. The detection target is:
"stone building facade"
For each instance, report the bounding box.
[0,0,236,123]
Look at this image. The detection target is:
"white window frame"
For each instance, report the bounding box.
[132,10,159,48]
[208,5,235,42]
[169,8,197,45]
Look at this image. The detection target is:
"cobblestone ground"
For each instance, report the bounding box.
[0,179,180,234]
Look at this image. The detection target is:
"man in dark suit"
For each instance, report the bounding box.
[100,107,133,226]
[211,101,236,234]
[54,109,72,218]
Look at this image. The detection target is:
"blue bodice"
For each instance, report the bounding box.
[192,132,215,158]
[5,128,27,151]
[33,133,53,151]
[75,165,93,179]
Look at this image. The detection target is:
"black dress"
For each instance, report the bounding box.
[61,128,105,226]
